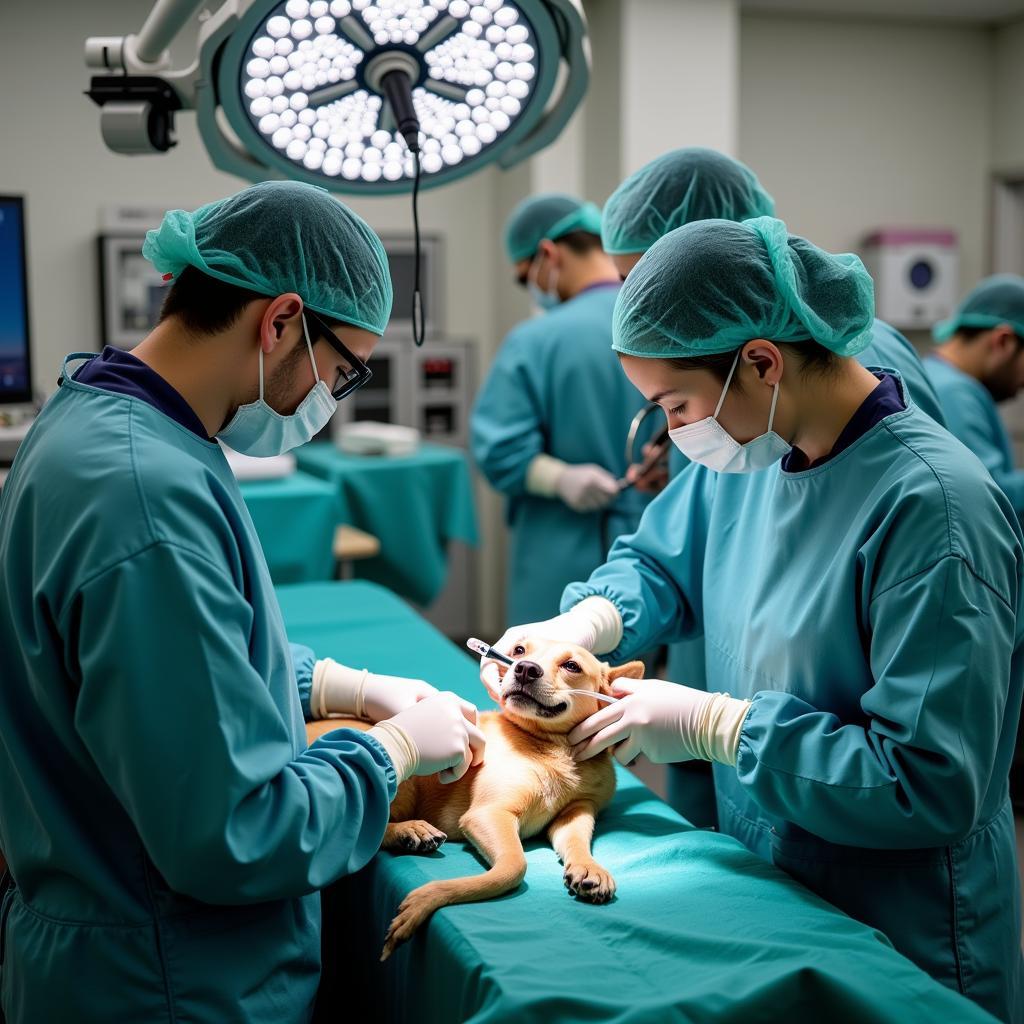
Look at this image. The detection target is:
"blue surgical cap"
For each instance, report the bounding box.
[143,180,393,335]
[503,193,604,264]
[933,275,1024,342]
[602,148,775,256]
[613,217,875,359]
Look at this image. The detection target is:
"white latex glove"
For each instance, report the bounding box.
[555,463,620,513]
[369,692,486,784]
[568,678,751,767]
[311,659,438,722]
[479,596,624,700]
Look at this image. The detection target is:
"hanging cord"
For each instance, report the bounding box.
[411,147,425,347]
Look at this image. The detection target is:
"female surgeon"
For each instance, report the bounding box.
[595,147,950,830]
[482,216,1024,1022]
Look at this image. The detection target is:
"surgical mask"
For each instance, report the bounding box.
[668,349,790,473]
[218,314,337,457]
[527,249,560,312]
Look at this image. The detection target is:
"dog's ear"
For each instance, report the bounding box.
[600,660,645,692]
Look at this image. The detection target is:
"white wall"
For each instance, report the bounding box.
[620,0,739,173]
[739,14,994,293]
[993,17,1024,174]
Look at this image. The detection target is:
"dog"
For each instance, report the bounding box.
[305,638,645,961]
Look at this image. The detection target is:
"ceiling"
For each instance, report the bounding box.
[740,0,1024,25]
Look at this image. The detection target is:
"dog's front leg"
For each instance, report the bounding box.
[548,800,616,904]
[380,809,525,961]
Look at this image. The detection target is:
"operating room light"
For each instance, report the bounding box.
[84,0,589,196]
[241,0,541,187]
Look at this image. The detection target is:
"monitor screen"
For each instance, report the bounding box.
[0,197,32,402]
[389,250,417,316]
[380,234,441,337]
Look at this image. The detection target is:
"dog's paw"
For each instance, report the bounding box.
[385,820,448,854]
[563,860,616,904]
[380,884,447,961]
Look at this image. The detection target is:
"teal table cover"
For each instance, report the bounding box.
[294,442,478,606]
[239,471,340,584]
[278,581,994,1024]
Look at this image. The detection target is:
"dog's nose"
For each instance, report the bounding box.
[512,660,544,684]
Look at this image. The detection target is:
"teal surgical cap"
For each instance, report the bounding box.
[143,180,393,336]
[933,274,1024,342]
[503,193,604,263]
[601,148,775,256]
[613,217,875,359]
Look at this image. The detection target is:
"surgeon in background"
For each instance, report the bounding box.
[926,275,1024,523]
[592,147,948,827]
[0,182,484,1024]
[470,193,651,623]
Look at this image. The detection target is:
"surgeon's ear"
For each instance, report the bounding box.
[989,325,1018,359]
[602,660,645,693]
[743,339,783,386]
[260,294,303,354]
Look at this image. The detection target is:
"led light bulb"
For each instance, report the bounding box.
[267,16,291,37]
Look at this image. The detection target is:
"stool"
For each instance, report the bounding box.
[333,524,381,580]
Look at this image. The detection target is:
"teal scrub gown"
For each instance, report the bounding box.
[564,385,1024,1022]
[661,318,947,828]
[470,284,651,623]
[925,353,1024,520]
[0,355,397,1024]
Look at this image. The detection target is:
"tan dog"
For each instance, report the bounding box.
[305,639,644,960]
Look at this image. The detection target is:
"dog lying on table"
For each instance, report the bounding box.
[305,638,644,960]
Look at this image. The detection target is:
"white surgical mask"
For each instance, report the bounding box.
[668,349,790,473]
[527,248,560,312]
[218,313,337,457]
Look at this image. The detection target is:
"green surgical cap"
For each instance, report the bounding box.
[613,217,875,359]
[503,193,604,263]
[143,180,393,335]
[602,148,775,256]
[933,274,1024,342]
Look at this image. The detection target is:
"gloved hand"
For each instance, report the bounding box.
[311,659,438,722]
[479,597,624,700]
[555,463,620,513]
[369,692,486,784]
[568,677,751,767]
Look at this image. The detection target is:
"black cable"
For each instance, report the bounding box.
[411,146,425,347]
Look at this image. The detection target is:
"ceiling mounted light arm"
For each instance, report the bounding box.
[83,0,215,153]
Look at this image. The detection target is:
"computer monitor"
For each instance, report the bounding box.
[0,196,32,404]
[378,233,443,341]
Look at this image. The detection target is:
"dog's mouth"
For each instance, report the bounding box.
[503,685,569,718]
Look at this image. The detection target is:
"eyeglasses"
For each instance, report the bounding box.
[304,309,373,401]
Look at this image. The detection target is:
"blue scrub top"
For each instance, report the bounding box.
[783,373,905,471]
[924,353,1024,523]
[75,345,208,438]
[470,283,653,622]
[0,354,397,1022]
[563,379,1024,1020]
